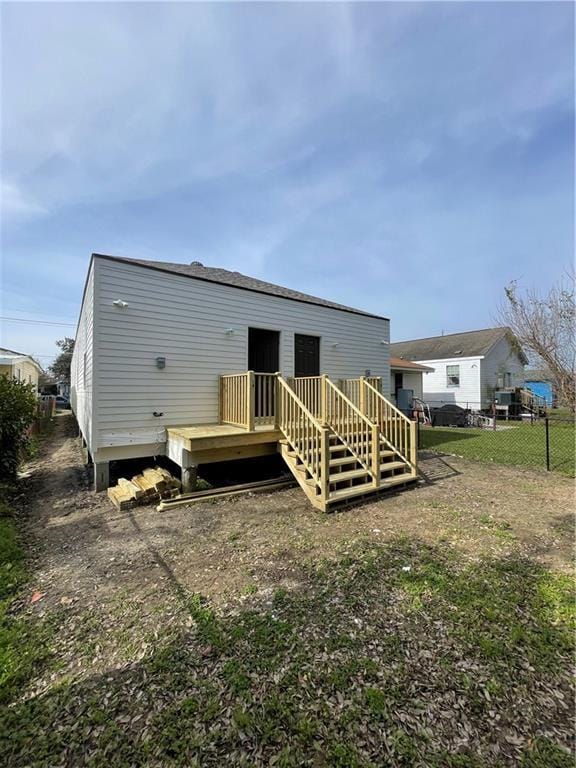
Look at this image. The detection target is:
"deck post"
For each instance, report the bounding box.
[273,372,281,429]
[246,371,255,431]
[371,423,381,488]
[218,375,223,424]
[94,461,109,492]
[320,426,330,504]
[409,420,418,473]
[359,376,366,415]
[320,374,328,425]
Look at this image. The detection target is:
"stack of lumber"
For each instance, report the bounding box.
[107,466,181,510]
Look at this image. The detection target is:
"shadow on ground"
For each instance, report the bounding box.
[1,537,573,768]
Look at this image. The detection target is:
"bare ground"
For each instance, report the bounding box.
[23,413,574,616]
[3,413,574,766]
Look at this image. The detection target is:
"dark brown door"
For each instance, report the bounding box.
[294,334,320,377]
[248,328,280,373]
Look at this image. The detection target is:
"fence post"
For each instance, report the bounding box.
[492,400,497,431]
[545,416,550,471]
[246,371,255,431]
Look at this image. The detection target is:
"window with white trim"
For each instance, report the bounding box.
[446,364,460,387]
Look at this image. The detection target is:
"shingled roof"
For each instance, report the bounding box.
[390,328,526,363]
[94,254,387,320]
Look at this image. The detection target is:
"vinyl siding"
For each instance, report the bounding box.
[480,337,525,405]
[417,357,483,408]
[0,359,39,389]
[93,258,390,454]
[70,262,95,454]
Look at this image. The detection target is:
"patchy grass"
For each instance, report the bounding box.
[0,538,573,767]
[420,421,575,476]
[0,499,56,707]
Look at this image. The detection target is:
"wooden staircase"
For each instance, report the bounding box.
[277,375,417,512]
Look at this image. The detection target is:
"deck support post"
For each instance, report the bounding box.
[181,449,198,492]
[94,461,109,492]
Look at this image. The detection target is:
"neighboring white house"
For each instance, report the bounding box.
[390,328,527,410]
[71,254,393,489]
[0,347,42,391]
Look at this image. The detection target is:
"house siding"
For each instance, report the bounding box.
[480,337,525,405]
[417,357,483,408]
[92,258,390,457]
[71,262,95,455]
[0,360,40,390]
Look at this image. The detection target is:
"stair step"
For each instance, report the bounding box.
[329,468,369,484]
[380,460,408,473]
[328,472,415,503]
[329,456,360,468]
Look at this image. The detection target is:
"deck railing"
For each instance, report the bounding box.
[338,377,382,410]
[254,373,278,425]
[277,376,328,499]
[287,376,323,419]
[220,371,279,430]
[219,372,252,429]
[362,379,416,470]
[325,377,379,482]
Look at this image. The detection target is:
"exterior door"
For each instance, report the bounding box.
[248,328,280,419]
[294,334,320,377]
[248,328,280,373]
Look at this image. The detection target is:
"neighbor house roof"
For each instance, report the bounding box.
[93,253,388,320]
[390,327,527,363]
[524,369,553,382]
[389,357,434,372]
[0,348,43,371]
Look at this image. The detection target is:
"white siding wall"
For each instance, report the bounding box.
[92,258,390,459]
[389,370,423,403]
[419,357,483,408]
[480,337,525,405]
[70,262,95,454]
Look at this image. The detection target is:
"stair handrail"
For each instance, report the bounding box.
[277,376,328,498]
[324,377,380,485]
[362,379,417,471]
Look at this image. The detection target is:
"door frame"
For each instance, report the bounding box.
[294,332,322,378]
[247,326,282,373]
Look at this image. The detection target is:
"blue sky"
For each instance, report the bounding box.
[1,1,574,367]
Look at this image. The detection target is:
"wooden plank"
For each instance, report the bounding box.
[157,477,296,511]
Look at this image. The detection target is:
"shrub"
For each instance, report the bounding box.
[0,375,37,479]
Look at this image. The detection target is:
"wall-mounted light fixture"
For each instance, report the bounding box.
[380,340,389,345]
[112,299,129,308]
[156,356,166,369]
[331,342,340,349]
[225,328,236,336]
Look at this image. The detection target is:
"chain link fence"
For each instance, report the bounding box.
[417,413,575,477]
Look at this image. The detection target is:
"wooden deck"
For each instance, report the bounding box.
[166,372,417,507]
[166,423,282,481]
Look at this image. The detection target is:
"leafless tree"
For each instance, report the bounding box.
[497,270,575,413]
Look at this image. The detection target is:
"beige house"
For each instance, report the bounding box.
[0,347,42,391]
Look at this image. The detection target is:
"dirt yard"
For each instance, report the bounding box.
[25,414,573,611]
[2,412,574,767]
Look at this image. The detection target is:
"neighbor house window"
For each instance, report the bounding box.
[446,365,460,387]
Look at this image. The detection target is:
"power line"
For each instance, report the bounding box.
[0,316,76,327]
